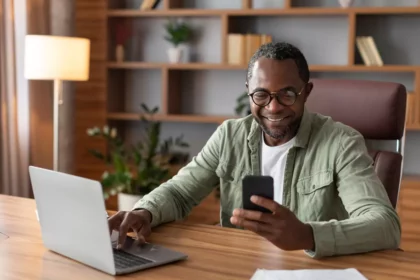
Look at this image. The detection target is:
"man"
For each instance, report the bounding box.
[108,42,401,258]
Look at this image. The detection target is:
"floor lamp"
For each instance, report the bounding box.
[24,35,90,171]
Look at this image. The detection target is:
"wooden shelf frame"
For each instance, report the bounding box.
[107,112,232,124]
[74,0,420,183]
[107,62,420,72]
[105,2,420,128]
[107,7,420,17]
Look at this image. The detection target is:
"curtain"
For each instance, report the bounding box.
[0,0,30,197]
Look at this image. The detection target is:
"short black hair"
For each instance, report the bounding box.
[246,42,310,83]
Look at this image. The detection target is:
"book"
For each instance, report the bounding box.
[356,36,383,66]
[365,36,383,66]
[140,0,157,10]
[356,37,372,66]
[227,34,246,65]
[227,33,273,65]
[260,34,273,45]
[407,91,414,124]
[245,34,261,61]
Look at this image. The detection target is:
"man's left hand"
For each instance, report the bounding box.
[230,195,315,251]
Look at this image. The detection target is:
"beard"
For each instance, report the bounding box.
[254,114,302,140]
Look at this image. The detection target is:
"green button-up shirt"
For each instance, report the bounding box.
[134,108,401,258]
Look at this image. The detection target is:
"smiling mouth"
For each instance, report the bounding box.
[264,116,289,122]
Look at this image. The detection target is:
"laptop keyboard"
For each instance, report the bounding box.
[113,249,154,269]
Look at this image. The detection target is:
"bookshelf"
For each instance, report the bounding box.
[74,0,420,209]
[107,62,420,72]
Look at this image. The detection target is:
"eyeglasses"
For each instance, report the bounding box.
[248,84,306,107]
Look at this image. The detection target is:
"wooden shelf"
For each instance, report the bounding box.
[310,65,419,72]
[402,174,420,182]
[107,62,245,70]
[353,6,420,15]
[107,7,420,17]
[107,113,235,124]
[406,124,420,131]
[107,62,419,72]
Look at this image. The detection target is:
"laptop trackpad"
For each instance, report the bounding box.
[111,231,181,261]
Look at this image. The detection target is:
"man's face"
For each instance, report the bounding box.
[247,58,312,144]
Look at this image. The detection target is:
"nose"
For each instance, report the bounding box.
[265,96,285,112]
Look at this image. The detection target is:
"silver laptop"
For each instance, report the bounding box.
[29,166,188,275]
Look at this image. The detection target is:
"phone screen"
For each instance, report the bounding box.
[242,175,274,213]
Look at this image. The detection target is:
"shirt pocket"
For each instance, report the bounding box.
[295,170,335,221]
[216,162,250,184]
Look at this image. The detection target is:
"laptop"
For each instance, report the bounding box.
[29,166,188,275]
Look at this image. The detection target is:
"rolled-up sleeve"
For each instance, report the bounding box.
[132,122,225,227]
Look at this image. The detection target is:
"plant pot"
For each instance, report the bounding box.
[167,46,183,63]
[116,44,124,62]
[338,0,354,7]
[117,192,143,211]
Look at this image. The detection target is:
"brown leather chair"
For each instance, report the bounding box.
[305,79,407,209]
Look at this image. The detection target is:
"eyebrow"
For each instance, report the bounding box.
[252,86,297,92]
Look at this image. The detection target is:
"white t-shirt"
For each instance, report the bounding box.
[261,134,295,205]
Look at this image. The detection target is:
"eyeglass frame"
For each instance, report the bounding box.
[247,83,308,107]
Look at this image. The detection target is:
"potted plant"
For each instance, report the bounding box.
[235,91,251,117]
[164,19,192,63]
[338,0,354,8]
[86,104,189,211]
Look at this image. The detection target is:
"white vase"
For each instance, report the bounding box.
[117,192,143,211]
[167,46,183,63]
[116,44,124,62]
[338,0,354,7]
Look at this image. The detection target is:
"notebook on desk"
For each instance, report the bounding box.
[29,166,188,275]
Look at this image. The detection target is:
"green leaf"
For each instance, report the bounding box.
[112,152,127,173]
[88,149,106,161]
[235,103,246,115]
[140,103,150,113]
[164,20,192,47]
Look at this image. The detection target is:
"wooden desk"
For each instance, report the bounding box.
[1,195,419,280]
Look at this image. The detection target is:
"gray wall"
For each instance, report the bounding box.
[119,1,420,176]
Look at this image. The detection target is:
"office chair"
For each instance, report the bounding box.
[306,79,407,209]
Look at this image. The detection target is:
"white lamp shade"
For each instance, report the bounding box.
[24,35,90,81]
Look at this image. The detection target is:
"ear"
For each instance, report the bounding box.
[303,82,313,102]
[245,81,249,90]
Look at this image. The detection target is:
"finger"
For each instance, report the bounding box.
[132,226,145,243]
[108,211,125,235]
[250,196,284,214]
[118,212,132,249]
[232,208,275,224]
[230,216,273,235]
[139,222,151,239]
[135,228,146,244]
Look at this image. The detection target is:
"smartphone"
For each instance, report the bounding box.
[242,175,274,213]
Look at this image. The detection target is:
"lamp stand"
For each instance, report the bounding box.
[53,79,63,171]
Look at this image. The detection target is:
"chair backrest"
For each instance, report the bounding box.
[305,79,407,209]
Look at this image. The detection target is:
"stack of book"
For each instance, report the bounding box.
[227,33,273,65]
[356,36,384,66]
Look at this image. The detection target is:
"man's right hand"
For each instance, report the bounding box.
[108,209,152,249]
